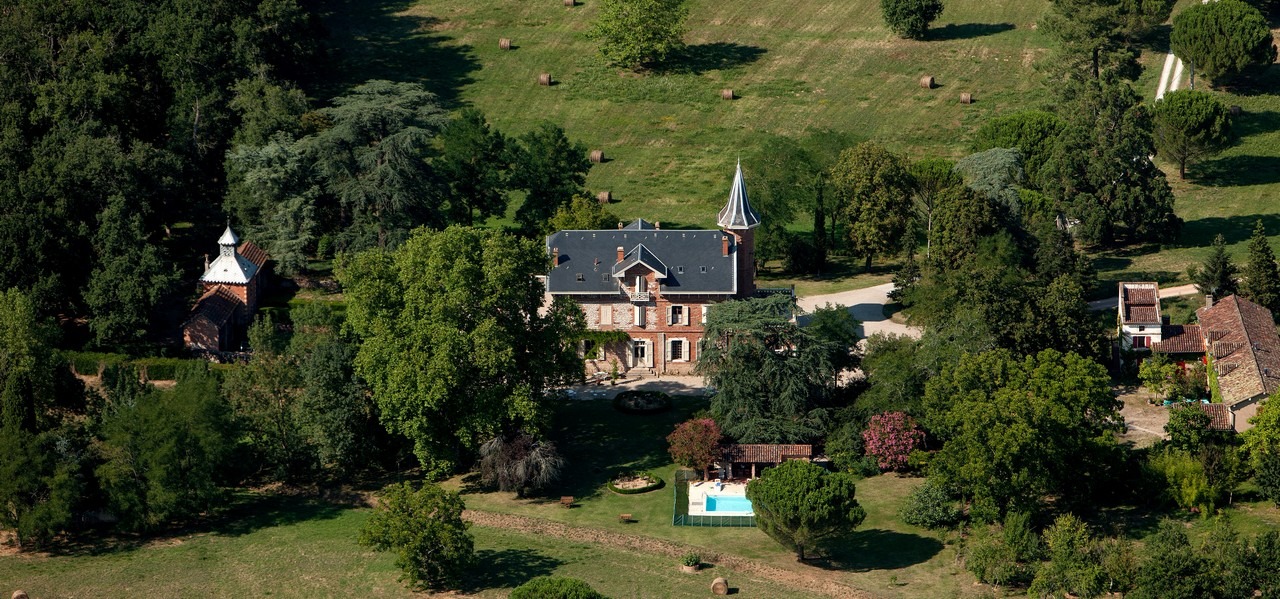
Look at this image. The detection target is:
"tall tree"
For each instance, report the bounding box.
[1152,90,1233,180]
[971,110,1064,187]
[509,123,592,233]
[339,227,585,477]
[436,109,510,225]
[1241,220,1280,314]
[697,294,834,443]
[667,418,723,480]
[745,460,866,559]
[1171,0,1277,85]
[588,0,689,70]
[307,80,449,249]
[224,132,320,276]
[908,158,963,260]
[84,194,180,348]
[359,482,474,591]
[880,0,945,39]
[829,142,914,269]
[1042,0,1137,80]
[1189,234,1239,299]
[954,147,1026,220]
[222,316,311,480]
[545,195,619,233]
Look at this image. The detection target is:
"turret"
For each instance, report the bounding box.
[717,161,760,297]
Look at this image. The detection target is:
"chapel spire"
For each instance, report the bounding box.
[717,159,761,230]
[217,226,240,258]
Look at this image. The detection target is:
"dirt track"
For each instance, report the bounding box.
[463,509,878,599]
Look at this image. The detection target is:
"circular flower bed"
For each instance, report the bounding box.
[612,390,672,414]
[607,473,665,495]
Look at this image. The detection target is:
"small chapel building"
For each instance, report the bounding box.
[545,161,780,376]
[183,226,268,352]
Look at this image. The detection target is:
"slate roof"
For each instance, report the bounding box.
[1199,403,1234,431]
[1153,324,1204,354]
[722,444,813,463]
[1198,295,1280,406]
[187,286,239,327]
[717,161,761,230]
[238,241,268,268]
[546,227,737,295]
[1120,282,1162,324]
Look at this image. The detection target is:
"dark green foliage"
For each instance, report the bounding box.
[803,303,861,372]
[908,157,963,262]
[588,0,689,69]
[1041,0,1171,80]
[296,339,379,477]
[1171,0,1277,84]
[923,349,1121,520]
[85,195,179,348]
[223,132,319,276]
[963,513,1041,586]
[96,363,233,531]
[477,432,565,498]
[223,316,312,480]
[1166,403,1213,450]
[1258,450,1280,505]
[697,294,833,443]
[1189,234,1240,299]
[825,419,881,477]
[1044,78,1180,246]
[437,109,511,225]
[856,333,927,419]
[971,111,1064,186]
[339,227,586,477]
[228,72,309,148]
[1128,518,1267,599]
[830,142,914,268]
[880,0,945,39]
[927,182,1000,268]
[748,136,825,270]
[510,576,607,599]
[1130,521,1211,599]
[900,480,962,529]
[359,482,474,591]
[1240,220,1280,315]
[953,147,1025,220]
[546,195,619,233]
[1029,514,1107,599]
[745,460,866,559]
[1152,90,1233,179]
[510,123,593,233]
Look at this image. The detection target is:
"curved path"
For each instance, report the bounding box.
[463,509,878,599]
[797,283,921,339]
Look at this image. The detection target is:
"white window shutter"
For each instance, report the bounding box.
[702,304,710,324]
[666,305,673,325]
[681,305,689,326]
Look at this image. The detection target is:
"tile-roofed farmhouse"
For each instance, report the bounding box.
[1118,282,1163,350]
[1198,295,1280,407]
[721,444,812,479]
[1199,403,1235,432]
[1152,324,1205,354]
[183,226,269,353]
[545,162,776,376]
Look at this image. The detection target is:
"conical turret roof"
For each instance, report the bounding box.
[218,226,240,246]
[717,160,760,230]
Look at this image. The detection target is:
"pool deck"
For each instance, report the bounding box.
[687,480,753,516]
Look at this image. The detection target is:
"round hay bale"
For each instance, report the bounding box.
[711,577,729,595]
[1229,105,1242,116]
[563,0,575,5]
[960,92,973,104]
[13,592,30,599]
[499,38,511,50]
[597,190,612,203]
[590,150,605,163]
[919,75,935,89]
[721,88,735,100]
[538,73,552,86]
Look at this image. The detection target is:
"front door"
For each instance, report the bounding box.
[630,339,650,368]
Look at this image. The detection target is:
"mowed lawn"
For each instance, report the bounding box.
[318,0,1053,228]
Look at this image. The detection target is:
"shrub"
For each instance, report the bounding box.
[613,390,672,414]
[881,0,945,39]
[478,432,565,498]
[510,576,607,599]
[681,552,701,567]
[666,418,721,480]
[135,357,186,381]
[862,411,925,472]
[1257,451,1280,506]
[358,482,474,590]
[900,480,962,529]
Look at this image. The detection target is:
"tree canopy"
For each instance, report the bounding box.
[1240,219,1280,314]
[880,0,945,40]
[746,459,866,559]
[588,0,690,69]
[829,142,914,268]
[1152,89,1233,179]
[1171,0,1277,84]
[1189,234,1239,299]
[359,482,474,590]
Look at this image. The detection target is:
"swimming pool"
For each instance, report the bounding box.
[706,494,754,514]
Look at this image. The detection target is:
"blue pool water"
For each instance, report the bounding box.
[706,495,754,514]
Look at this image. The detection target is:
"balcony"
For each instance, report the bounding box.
[629,291,650,302]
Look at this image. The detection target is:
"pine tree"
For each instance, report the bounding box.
[1241,220,1280,314]
[1189,234,1239,299]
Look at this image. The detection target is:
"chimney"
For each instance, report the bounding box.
[655,221,661,230]
[617,246,625,263]
[1206,294,1215,308]
[203,254,209,270]
[552,247,559,265]
[722,235,730,257]
[617,222,624,230]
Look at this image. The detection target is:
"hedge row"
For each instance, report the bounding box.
[66,353,195,381]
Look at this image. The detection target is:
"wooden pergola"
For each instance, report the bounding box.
[721,444,812,479]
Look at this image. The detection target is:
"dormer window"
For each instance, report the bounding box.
[700,266,707,273]
[676,266,685,274]
[576,273,585,282]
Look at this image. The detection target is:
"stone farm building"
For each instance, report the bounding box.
[1119,282,1278,432]
[545,162,788,376]
[182,226,268,352]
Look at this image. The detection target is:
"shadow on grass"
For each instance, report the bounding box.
[461,548,563,592]
[659,42,767,75]
[1180,213,1280,248]
[928,22,1015,41]
[315,0,479,106]
[816,529,944,572]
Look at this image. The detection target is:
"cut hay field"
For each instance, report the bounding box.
[318,0,1054,228]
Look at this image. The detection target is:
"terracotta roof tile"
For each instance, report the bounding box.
[1120,282,1162,324]
[1199,403,1234,431]
[238,241,268,268]
[723,444,812,463]
[187,286,240,327]
[1197,295,1280,405]
[1153,324,1205,354]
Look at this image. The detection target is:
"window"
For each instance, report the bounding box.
[700,266,707,273]
[668,305,686,325]
[634,304,645,327]
[1133,336,1149,349]
[581,339,597,359]
[633,341,647,359]
[702,304,710,324]
[599,305,612,326]
[670,339,685,361]
[676,266,685,274]
[1137,325,1146,332]
[575,273,584,281]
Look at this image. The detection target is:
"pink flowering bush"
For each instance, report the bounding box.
[862,411,925,472]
